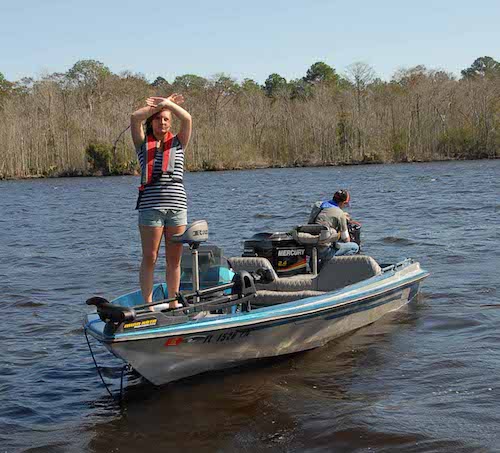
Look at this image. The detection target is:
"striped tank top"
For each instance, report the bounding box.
[135,135,187,211]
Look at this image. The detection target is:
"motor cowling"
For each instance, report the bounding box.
[242,231,307,276]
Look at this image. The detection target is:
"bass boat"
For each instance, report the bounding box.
[84,220,429,386]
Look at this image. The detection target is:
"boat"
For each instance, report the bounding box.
[83,220,429,386]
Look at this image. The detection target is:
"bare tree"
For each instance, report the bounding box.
[0,59,498,180]
[345,62,376,159]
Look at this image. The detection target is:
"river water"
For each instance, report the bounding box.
[1,160,499,452]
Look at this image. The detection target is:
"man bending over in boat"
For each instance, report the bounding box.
[131,94,192,309]
[309,189,359,262]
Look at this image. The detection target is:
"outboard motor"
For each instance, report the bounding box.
[243,231,307,276]
[243,221,362,276]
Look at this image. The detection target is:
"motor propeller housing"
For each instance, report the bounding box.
[86,296,136,324]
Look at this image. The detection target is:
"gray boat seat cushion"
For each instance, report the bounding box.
[228,257,316,291]
[292,224,337,246]
[229,254,381,294]
[229,257,278,280]
[316,255,382,291]
[253,290,325,307]
[263,274,316,292]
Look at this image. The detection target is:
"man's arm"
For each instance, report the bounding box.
[339,214,350,242]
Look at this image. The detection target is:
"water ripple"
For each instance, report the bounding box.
[1,160,500,452]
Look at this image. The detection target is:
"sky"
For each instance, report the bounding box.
[1,0,499,84]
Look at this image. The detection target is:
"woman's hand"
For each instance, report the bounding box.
[146,97,168,108]
[146,94,185,109]
[167,93,185,105]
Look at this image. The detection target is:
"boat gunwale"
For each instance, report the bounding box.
[84,264,429,343]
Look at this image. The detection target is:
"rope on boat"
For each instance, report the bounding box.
[84,327,126,403]
[120,365,126,398]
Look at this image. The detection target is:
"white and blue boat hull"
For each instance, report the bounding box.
[84,260,428,385]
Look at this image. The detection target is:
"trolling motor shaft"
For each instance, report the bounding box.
[191,242,200,302]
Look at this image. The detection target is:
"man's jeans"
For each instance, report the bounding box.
[335,242,359,256]
[319,242,359,262]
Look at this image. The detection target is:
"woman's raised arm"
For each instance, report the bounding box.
[130,104,154,148]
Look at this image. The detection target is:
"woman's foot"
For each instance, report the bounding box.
[169,302,183,310]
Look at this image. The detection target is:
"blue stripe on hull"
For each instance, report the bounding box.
[85,269,428,343]
[218,282,418,335]
[93,281,420,343]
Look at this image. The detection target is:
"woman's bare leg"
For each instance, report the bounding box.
[139,225,164,303]
[164,225,186,305]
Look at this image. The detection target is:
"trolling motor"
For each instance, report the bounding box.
[86,296,136,325]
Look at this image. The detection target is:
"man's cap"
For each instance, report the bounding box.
[333,189,350,205]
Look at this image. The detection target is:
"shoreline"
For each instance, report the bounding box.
[0,155,498,181]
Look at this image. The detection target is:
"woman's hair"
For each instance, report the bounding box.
[144,112,159,137]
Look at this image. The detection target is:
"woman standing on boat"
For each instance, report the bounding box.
[130,94,192,309]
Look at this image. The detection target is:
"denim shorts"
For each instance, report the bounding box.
[138,209,188,227]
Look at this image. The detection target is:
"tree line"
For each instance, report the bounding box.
[0,56,498,179]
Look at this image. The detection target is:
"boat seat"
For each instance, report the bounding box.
[228,257,316,291]
[228,257,278,279]
[171,220,208,245]
[229,255,382,297]
[250,256,381,307]
[291,224,336,246]
[315,255,382,291]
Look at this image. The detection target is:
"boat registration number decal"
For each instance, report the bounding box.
[164,330,250,347]
[123,318,157,329]
[208,330,250,344]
